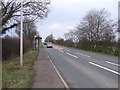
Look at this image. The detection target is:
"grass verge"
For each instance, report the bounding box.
[2,50,38,88]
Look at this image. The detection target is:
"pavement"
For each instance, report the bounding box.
[31,48,65,88]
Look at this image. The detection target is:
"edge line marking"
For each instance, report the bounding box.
[48,56,70,89]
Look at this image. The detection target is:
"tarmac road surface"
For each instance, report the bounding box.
[46,44,119,88]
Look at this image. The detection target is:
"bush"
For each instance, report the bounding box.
[2,37,32,60]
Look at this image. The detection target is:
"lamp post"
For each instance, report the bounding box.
[118,1,120,42]
[20,1,23,67]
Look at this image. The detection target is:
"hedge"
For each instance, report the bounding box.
[2,37,33,60]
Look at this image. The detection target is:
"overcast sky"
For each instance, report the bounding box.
[36,0,119,41]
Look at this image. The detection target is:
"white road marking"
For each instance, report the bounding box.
[66,49,71,52]
[89,62,120,75]
[84,55,91,57]
[76,52,84,56]
[76,52,91,58]
[59,50,64,52]
[66,53,78,58]
[48,56,70,89]
[105,61,120,67]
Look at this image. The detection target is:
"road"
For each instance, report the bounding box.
[45,44,119,88]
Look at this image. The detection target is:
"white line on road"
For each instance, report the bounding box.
[89,62,120,75]
[66,49,71,52]
[66,53,78,58]
[105,61,120,66]
[59,50,64,52]
[76,52,84,56]
[76,52,91,58]
[84,55,91,58]
[48,56,70,89]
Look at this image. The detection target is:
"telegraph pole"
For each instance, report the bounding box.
[20,1,23,67]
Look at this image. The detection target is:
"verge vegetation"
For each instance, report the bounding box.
[2,50,38,88]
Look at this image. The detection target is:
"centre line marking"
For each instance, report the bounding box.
[59,50,64,52]
[105,61,120,66]
[76,52,84,56]
[84,55,91,57]
[89,62,120,75]
[66,53,78,58]
[66,49,71,52]
[76,52,91,58]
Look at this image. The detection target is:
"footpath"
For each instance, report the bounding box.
[31,48,65,88]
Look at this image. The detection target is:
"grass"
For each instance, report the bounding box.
[2,50,38,88]
[39,43,44,48]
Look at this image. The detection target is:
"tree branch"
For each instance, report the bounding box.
[2,23,18,34]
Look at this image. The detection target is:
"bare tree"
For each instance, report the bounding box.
[16,17,37,42]
[64,29,79,43]
[76,9,116,42]
[1,0,51,34]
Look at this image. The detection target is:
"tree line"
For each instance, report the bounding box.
[45,9,119,56]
